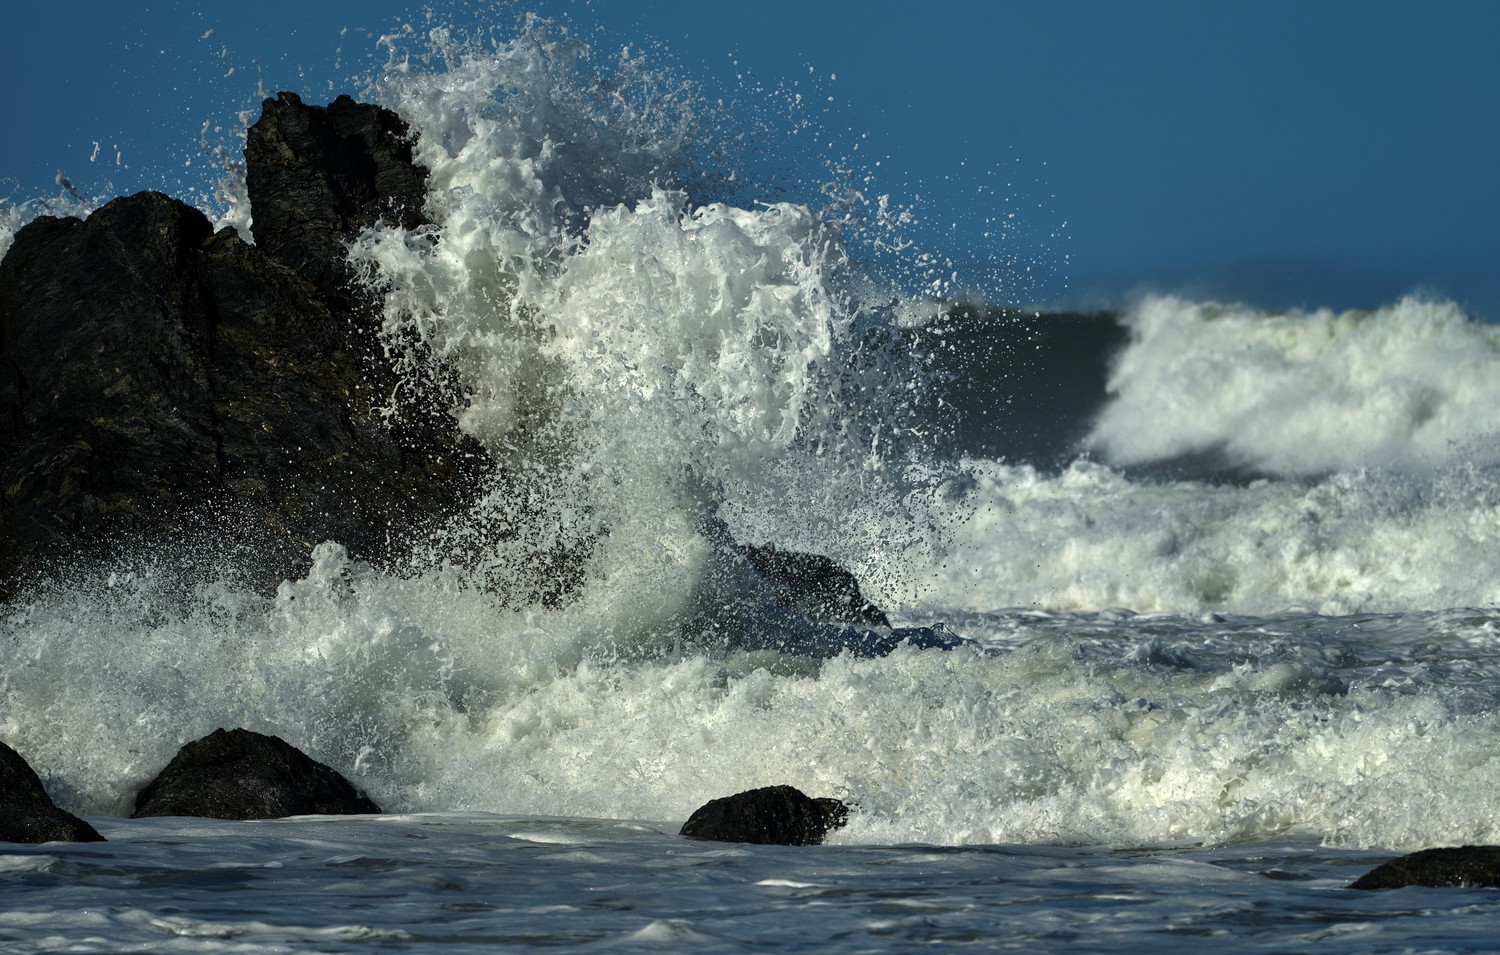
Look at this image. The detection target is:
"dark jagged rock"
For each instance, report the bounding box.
[743,544,891,628]
[245,91,428,309]
[680,785,850,845]
[0,94,487,591]
[1351,845,1500,889]
[0,739,105,843]
[132,728,379,820]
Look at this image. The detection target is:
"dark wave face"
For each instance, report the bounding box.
[920,295,1500,484]
[910,306,1127,468]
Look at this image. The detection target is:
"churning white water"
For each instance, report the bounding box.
[4,11,1500,954]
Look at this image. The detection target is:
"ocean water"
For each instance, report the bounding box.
[5,12,1500,953]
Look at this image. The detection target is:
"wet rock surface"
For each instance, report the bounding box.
[132,728,379,820]
[744,544,892,629]
[680,785,850,845]
[0,94,485,592]
[0,739,105,843]
[244,91,428,309]
[1351,845,1500,889]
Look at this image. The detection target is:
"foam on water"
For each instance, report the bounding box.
[0,19,939,833]
[922,457,1500,616]
[6,12,1500,868]
[1085,295,1500,476]
[15,812,1489,955]
[9,542,1500,852]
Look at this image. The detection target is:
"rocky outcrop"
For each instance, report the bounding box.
[131,728,379,820]
[0,739,105,843]
[0,93,485,592]
[0,90,920,638]
[743,545,891,629]
[680,785,850,845]
[1350,845,1500,889]
[244,92,428,310]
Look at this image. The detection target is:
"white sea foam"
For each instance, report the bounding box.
[8,551,1500,851]
[347,21,937,639]
[1085,295,1500,476]
[918,456,1500,617]
[12,11,1500,955]
[6,11,1500,869]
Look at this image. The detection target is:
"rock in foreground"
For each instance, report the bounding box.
[132,728,379,820]
[1351,845,1500,889]
[0,739,105,843]
[680,785,849,845]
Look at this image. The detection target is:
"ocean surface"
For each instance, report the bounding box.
[5,12,1500,953]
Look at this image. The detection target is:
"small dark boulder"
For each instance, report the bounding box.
[132,728,379,820]
[680,785,850,845]
[0,739,104,843]
[743,545,891,628]
[1351,845,1500,889]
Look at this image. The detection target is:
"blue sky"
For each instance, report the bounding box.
[3,1,1496,316]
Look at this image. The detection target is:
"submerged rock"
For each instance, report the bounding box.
[0,739,105,843]
[680,785,850,845]
[743,544,891,629]
[1350,845,1500,889]
[132,728,379,820]
[0,93,486,592]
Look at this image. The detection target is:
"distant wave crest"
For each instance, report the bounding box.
[1084,295,1500,477]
